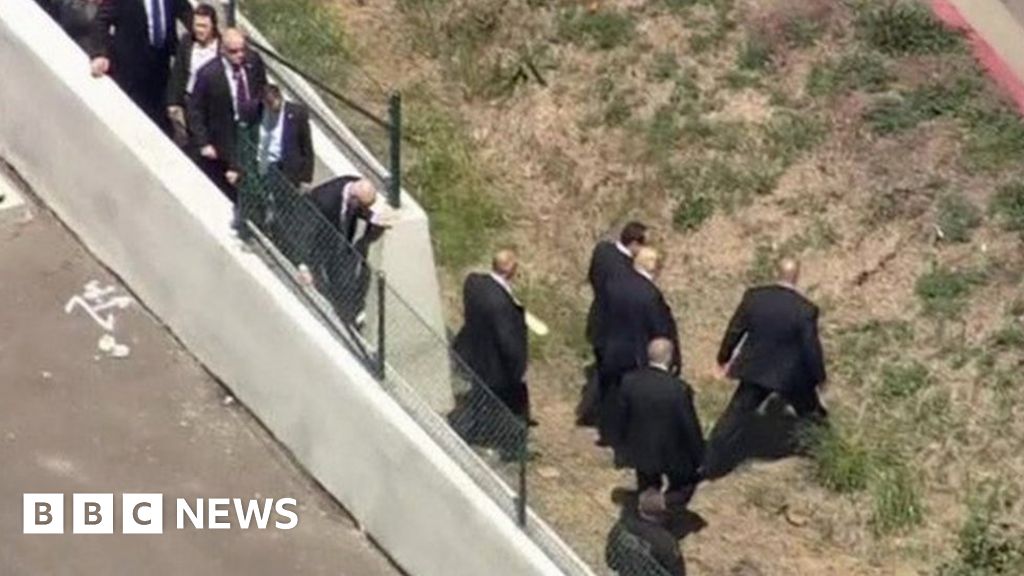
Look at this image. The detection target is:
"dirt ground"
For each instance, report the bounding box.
[315,0,1024,574]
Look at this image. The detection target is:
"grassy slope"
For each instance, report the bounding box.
[243,0,1024,573]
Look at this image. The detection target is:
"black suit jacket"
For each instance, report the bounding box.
[452,273,529,418]
[717,285,826,393]
[606,511,686,576]
[601,270,681,377]
[586,240,633,351]
[615,367,704,478]
[307,175,377,244]
[187,53,267,170]
[89,0,192,89]
[272,102,315,186]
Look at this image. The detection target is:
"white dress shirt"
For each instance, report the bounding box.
[186,39,219,94]
[257,107,286,175]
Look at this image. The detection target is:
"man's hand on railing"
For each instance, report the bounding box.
[296,264,314,288]
[167,106,185,124]
[200,145,218,160]
[225,170,240,186]
[90,57,110,78]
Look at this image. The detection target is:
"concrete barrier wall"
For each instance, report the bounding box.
[0,2,563,575]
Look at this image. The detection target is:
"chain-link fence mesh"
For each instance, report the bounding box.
[234,123,679,576]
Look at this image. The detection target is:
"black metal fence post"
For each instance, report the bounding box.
[376,271,386,381]
[225,0,237,26]
[387,92,402,209]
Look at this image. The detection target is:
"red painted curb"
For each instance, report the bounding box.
[932,0,1024,115]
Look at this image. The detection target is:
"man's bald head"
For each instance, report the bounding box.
[647,338,674,368]
[221,28,247,66]
[634,246,660,277]
[492,249,518,280]
[351,179,377,208]
[777,257,801,285]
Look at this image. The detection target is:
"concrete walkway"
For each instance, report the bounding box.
[0,168,402,576]
[937,0,1024,113]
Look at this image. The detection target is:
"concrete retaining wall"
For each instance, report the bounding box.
[0,2,563,575]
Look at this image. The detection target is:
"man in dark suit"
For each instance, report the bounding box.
[166,2,220,149]
[452,250,530,422]
[187,28,267,201]
[292,177,384,326]
[587,221,648,356]
[256,84,314,188]
[577,221,648,429]
[598,247,681,447]
[706,257,828,474]
[615,338,704,501]
[88,0,193,133]
[606,489,687,576]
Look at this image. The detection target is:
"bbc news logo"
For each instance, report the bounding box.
[23,494,298,534]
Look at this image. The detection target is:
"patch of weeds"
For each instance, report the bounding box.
[648,51,679,81]
[864,78,979,135]
[673,193,715,233]
[877,361,932,400]
[406,104,506,269]
[870,455,924,535]
[938,494,1024,576]
[936,192,983,244]
[518,277,589,362]
[990,182,1024,238]
[557,7,636,51]
[645,104,681,159]
[915,264,986,319]
[722,70,763,90]
[687,0,736,54]
[864,186,933,225]
[832,321,914,387]
[798,423,872,493]
[990,324,1024,351]
[806,52,892,98]
[737,31,773,71]
[668,68,702,114]
[962,107,1024,173]
[746,242,779,285]
[763,111,826,165]
[681,118,752,152]
[603,93,633,127]
[855,1,961,56]
[782,14,825,48]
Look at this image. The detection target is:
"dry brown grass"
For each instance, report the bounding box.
[248,0,1024,573]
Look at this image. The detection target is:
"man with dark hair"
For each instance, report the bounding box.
[615,338,704,503]
[598,247,681,450]
[166,2,219,148]
[706,257,828,476]
[256,84,314,188]
[187,28,267,201]
[577,221,647,429]
[88,0,193,133]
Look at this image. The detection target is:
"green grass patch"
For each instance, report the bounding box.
[806,52,892,98]
[799,423,872,494]
[870,455,924,535]
[864,78,979,135]
[558,7,636,51]
[406,104,506,269]
[855,1,961,56]
[878,361,932,400]
[648,51,680,81]
[990,182,1024,238]
[936,192,983,244]
[737,32,773,71]
[915,264,986,319]
[938,494,1024,576]
[990,324,1024,351]
[518,276,590,362]
[832,320,914,386]
[242,0,354,82]
[962,107,1024,173]
[762,111,826,165]
[673,193,715,233]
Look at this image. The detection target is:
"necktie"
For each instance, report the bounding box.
[233,66,250,118]
[149,0,165,48]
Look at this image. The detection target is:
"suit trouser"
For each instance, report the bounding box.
[709,381,827,457]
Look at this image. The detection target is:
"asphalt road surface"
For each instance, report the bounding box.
[0,166,403,576]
